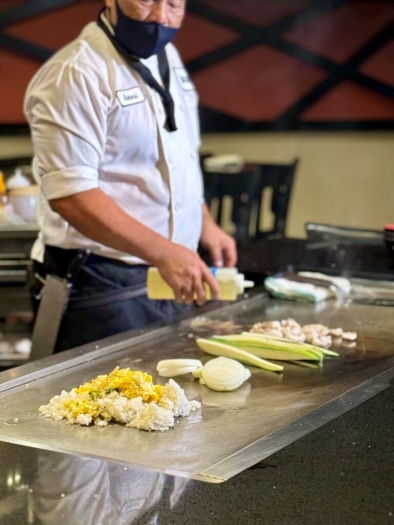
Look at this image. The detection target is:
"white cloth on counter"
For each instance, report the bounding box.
[298,272,352,295]
[264,272,351,303]
[24,16,204,264]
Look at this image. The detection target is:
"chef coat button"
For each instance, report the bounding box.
[168,155,174,164]
[174,205,180,213]
[189,151,195,159]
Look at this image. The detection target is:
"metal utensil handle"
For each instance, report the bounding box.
[65,249,91,285]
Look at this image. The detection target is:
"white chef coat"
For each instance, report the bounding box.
[24,17,204,265]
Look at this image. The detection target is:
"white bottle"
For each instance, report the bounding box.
[147,267,254,301]
[6,167,31,189]
[7,168,39,222]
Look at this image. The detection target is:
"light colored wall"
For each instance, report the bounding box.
[201,132,394,238]
[0,136,33,159]
[1,132,393,239]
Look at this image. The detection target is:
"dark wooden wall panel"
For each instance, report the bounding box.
[0,0,393,132]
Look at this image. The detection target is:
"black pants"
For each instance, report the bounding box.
[31,246,192,353]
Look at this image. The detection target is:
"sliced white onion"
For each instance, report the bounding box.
[201,357,251,392]
[158,366,200,377]
[156,358,203,378]
[192,366,204,379]
[156,359,202,370]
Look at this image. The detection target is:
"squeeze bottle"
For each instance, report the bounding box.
[147,267,254,301]
[6,167,30,189]
[0,171,6,203]
[0,171,7,221]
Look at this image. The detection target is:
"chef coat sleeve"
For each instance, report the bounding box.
[24,62,109,200]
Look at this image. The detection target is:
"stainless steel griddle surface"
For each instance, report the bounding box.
[0,295,393,483]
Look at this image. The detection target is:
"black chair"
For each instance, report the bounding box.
[202,158,298,244]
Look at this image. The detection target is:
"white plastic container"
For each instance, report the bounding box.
[147,267,254,301]
[8,185,40,222]
[6,168,31,190]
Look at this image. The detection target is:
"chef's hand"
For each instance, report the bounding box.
[156,244,220,305]
[200,205,237,268]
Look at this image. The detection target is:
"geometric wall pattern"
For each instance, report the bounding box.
[1,0,393,132]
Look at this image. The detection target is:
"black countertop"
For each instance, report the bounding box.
[0,383,392,525]
[236,237,394,285]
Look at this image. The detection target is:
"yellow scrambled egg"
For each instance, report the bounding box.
[63,367,163,420]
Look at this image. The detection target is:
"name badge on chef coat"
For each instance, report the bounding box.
[173,68,194,91]
[116,87,145,107]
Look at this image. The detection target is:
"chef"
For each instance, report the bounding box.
[24,0,237,352]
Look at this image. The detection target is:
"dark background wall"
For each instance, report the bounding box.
[0,0,394,132]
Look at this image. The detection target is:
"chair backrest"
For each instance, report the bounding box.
[203,158,298,243]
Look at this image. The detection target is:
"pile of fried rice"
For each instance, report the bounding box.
[39,367,201,432]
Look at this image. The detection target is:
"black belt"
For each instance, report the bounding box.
[34,245,148,310]
[42,245,136,276]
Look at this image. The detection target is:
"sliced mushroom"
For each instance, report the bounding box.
[311,334,332,348]
[264,328,284,338]
[281,318,300,328]
[283,328,306,342]
[260,321,282,329]
[329,328,343,338]
[250,319,355,351]
[343,341,357,349]
[305,332,318,344]
[302,324,323,333]
[342,331,357,341]
[331,337,343,347]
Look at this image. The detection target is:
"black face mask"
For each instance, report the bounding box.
[113,1,178,59]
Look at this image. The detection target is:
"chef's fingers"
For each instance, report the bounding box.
[173,289,184,303]
[222,239,237,268]
[208,243,223,268]
[181,284,195,305]
[192,274,207,306]
[201,264,220,299]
